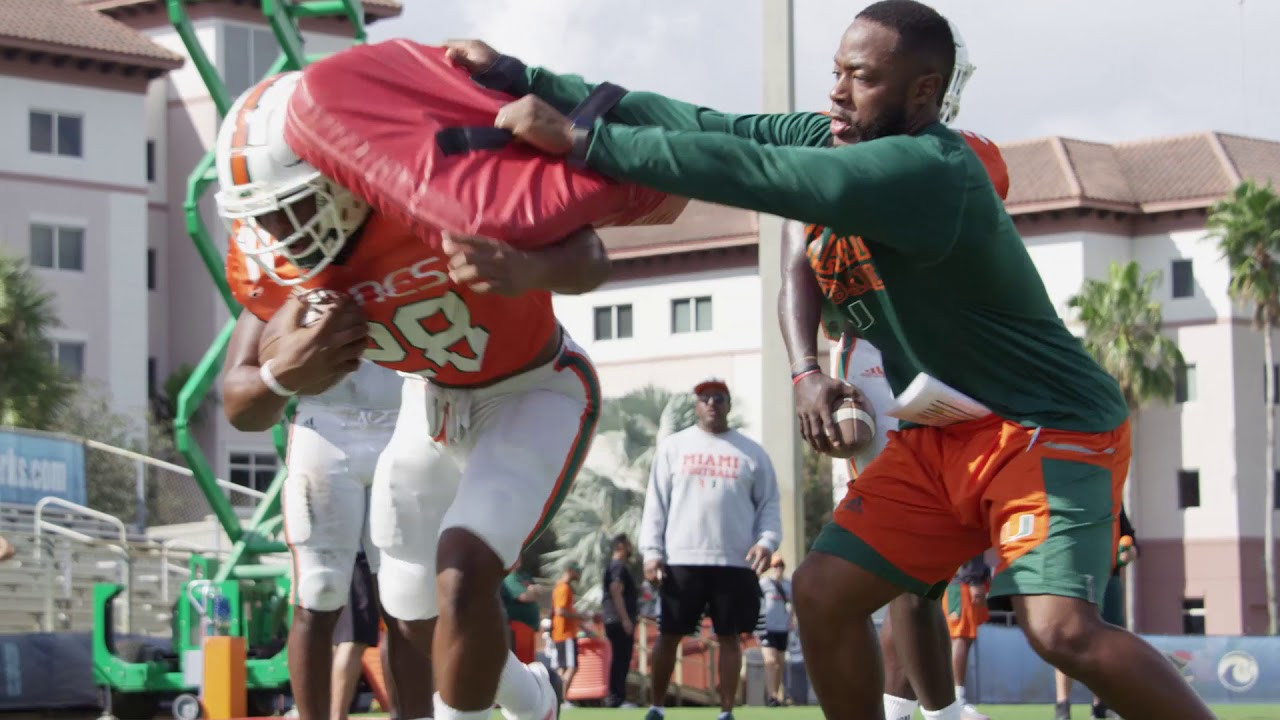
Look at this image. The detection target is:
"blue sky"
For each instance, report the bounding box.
[371,0,1280,144]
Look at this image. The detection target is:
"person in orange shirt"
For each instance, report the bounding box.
[551,564,587,696]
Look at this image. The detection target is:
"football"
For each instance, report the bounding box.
[257,291,362,396]
[828,391,876,459]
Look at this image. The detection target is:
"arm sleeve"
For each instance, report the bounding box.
[498,60,831,146]
[752,451,783,552]
[956,554,991,585]
[582,124,968,258]
[639,443,673,562]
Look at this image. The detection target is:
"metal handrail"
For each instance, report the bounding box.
[32,497,132,633]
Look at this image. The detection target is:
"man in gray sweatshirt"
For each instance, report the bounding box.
[639,377,782,720]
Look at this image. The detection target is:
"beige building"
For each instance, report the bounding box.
[1,0,1277,635]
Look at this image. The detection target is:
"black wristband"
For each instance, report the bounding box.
[790,363,820,378]
[471,54,527,93]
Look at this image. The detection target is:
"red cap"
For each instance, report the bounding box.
[693,377,730,396]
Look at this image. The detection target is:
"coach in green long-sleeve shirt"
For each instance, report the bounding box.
[442,6,1211,720]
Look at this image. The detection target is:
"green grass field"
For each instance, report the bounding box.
[535,705,1280,720]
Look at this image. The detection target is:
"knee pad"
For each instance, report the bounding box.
[369,439,460,554]
[290,547,356,611]
[376,549,438,621]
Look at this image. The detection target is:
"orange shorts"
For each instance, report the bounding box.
[814,415,1130,602]
[944,581,990,640]
[511,621,537,664]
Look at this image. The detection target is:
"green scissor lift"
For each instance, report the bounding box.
[92,2,368,717]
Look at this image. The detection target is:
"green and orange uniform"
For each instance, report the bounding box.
[476,58,1131,604]
[944,555,991,640]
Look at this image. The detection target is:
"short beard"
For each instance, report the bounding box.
[849,103,909,143]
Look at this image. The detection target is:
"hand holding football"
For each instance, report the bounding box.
[828,390,876,459]
[257,292,368,396]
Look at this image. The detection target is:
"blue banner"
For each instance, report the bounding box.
[972,625,1280,704]
[0,429,85,506]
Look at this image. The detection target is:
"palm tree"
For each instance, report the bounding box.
[1207,179,1280,635]
[1067,260,1185,630]
[546,385,742,609]
[0,252,72,428]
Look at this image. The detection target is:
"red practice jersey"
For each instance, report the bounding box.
[226,214,558,386]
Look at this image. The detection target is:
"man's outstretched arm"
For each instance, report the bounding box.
[493,96,968,258]
[445,39,830,147]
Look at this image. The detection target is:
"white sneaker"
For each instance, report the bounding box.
[962,704,991,720]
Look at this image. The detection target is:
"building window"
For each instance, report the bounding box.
[52,341,85,379]
[1170,259,1194,299]
[672,296,712,334]
[1177,469,1200,509]
[147,357,158,398]
[223,25,280,98]
[593,304,633,341]
[146,140,156,182]
[30,225,84,271]
[147,249,157,290]
[228,451,279,495]
[1175,362,1196,404]
[1182,598,1206,635]
[29,111,82,157]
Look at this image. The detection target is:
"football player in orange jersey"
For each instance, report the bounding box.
[213,71,612,720]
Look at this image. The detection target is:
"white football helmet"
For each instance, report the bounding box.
[940,19,976,124]
[213,71,370,286]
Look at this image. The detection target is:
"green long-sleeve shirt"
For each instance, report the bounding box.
[508,64,1127,433]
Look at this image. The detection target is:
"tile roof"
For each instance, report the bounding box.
[599,201,759,259]
[0,0,183,70]
[1003,132,1280,213]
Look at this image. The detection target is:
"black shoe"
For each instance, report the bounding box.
[1055,701,1072,720]
[765,698,780,707]
[1091,702,1110,719]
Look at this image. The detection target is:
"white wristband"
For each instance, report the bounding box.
[259,360,297,397]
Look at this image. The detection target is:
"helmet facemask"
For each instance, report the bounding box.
[940,22,976,125]
[221,173,370,287]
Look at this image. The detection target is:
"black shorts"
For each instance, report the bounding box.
[758,631,788,650]
[659,565,761,637]
[333,553,380,647]
[554,638,578,669]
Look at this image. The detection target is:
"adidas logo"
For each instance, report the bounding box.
[862,366,885,378]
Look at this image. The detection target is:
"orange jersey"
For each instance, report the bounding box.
[226,213,558,385]
[955,129,1010,201]
[550,581,578,642]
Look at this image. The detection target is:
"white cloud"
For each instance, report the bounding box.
[375,0,763,112]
